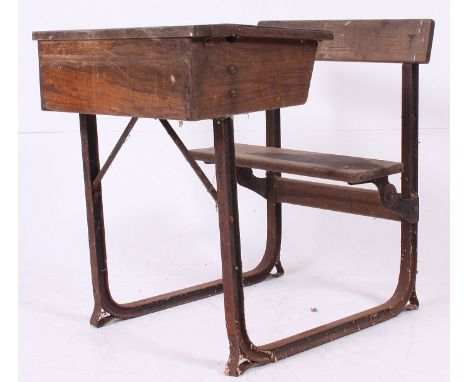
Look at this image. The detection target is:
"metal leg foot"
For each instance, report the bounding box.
[90,304,117,328]
[405,288,420,311]
[270,260,284,278]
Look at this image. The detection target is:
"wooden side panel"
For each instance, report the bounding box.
[38,38,191,119]
[189,39,317,120]
[258,19,435,63]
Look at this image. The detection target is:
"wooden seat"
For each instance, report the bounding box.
[190,144,403,184]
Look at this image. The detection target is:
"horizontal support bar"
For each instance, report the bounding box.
[102,250,281,320]
[275,177,401,221]
[258,292,402,362]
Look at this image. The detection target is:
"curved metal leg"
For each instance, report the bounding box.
[79,114,282,327]
[213,116,419,376]
[222,63,422,374]
[213,117,275,375]
[242,173,283,281]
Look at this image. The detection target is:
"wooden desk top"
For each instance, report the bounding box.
[33,23,333,41]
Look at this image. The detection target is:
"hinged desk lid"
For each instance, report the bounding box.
[32,23,333,42]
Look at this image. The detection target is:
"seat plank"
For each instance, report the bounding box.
[190,144,403,184]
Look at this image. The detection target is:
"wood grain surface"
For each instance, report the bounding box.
[190,144,403,184]
[189,38,317,120]
[258,19,435,63]
[37,35,319,119]
[275,177,401,220]
[38,38,191,119]
[33,24,333,42]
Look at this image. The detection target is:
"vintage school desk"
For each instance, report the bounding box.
[33,20,434,375]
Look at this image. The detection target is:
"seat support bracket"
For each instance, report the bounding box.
[373,177,419,223]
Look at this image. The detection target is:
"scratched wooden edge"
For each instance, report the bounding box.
[189,144,403,183]
[32,23,333,42]
[258,19,435,64]
[424,19,436,63]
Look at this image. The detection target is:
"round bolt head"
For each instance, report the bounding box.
[382,184,398,207]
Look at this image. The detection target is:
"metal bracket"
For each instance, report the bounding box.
[236,167,267,198]
[373,177,419,223]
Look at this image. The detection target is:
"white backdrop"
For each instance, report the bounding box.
[19,1,449,381]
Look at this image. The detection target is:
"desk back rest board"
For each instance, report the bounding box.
[32,24,332,121]
[258,19,435,64]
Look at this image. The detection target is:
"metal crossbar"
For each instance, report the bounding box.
[158,119,217,201]
[92,117,138,189]
[90,117,217,204]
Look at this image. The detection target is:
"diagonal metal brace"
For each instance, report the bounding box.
[373,177,419,223]
[158,119,217,202]
[92,117,138,190]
